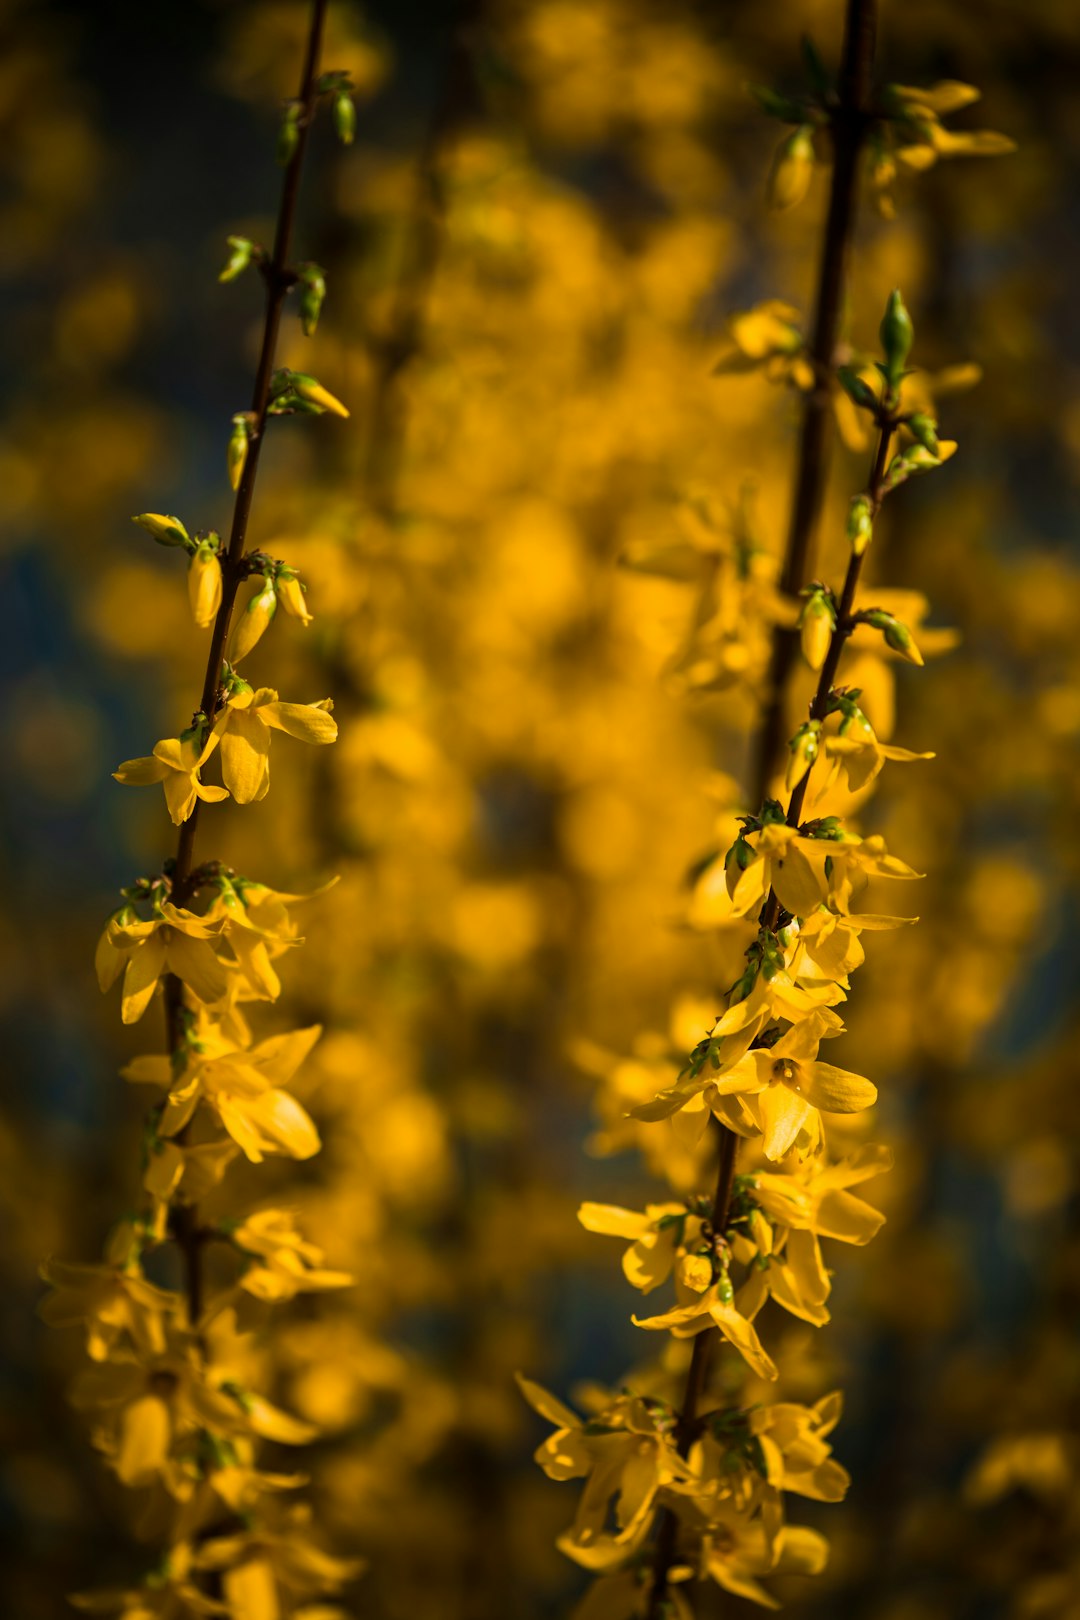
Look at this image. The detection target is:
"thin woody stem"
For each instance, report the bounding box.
[761,409,894,929]
[648,9,877,1606]
[751,0,877,799]
[173,0,329,898]
[163,0,329,1328]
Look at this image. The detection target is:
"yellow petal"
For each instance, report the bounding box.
[164,931,228,1005]
[801,1061,877,1114]
[260,699,338,745]
[115,1393,171,1485]
[113,754,169,786]
[577,1203,651,1240]
[219,710,272,804]
[223,1558,280,1620]
[120,934,167,1024]
[515,1374,580,1431]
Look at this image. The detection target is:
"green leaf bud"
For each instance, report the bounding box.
[277,103,302,167]
[298,264,327,337]
[219,236,257,284]
[879,289,914,389]
[907,412,940,455]
[837,366,879,412]
[863,609,924,667]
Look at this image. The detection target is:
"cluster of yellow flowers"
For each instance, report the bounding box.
[37,8,364,1616]
[520,22,1013,1618]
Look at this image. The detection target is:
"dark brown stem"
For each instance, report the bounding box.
[163,0,329,1328]
[173,0,329,897]
[648,10,878,1606]
[762,410,894,932]
[751,0,878,799]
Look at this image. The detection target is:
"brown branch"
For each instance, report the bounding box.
[646,5,877,1609]
[163,0,330,1328]
[751,0,878,800]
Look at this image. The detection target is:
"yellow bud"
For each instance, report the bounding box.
[227,415,251,492]
[188,542,223,630]
[799,592,834,670]
[229,578,277,663]
[276,571,312,627]
[292,372,350,418]
[767,125,815,211]
[133,512,189,548]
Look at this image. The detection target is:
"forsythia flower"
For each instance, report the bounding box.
[213,683,337,803]
[123,1024,324,1163]
[229,1209,353,1301]
[96,902,228,1023]
[114,726,228,826]
[516,1378,698,1568]
[38,1257,180,1362]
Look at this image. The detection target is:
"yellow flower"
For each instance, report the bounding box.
[577,1201,703,1294]
[711,301,813,389]
[713,1011,877,1160]
[703,1511,828,1607]
[38,1257,180,1362]
[123,1024,323,1164]
[230,1209,352,1300]
[822,723,934,794]
[71,1544,222,1618]
[752,1394,850,1502]
[70,1328,316,1492]
[631,1283,777,1381]
[517,1378,696,1569]
[96,902,229,1023]
[208,875,336,1001]
[212,684,337,804]
[726,822,831,920]
[195,1504,363,1614]
[113,726,228,826]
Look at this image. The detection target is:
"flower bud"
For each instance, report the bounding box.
[767,125,815,211]
[847,494,874,556]
[188,538,223,629]
[277,103,302,166]
[276,568,313,626]
[219,235,256,284]
[230,576,277,663]
[908,412,939,455]
[133,512,190,548]
[333,92,356,145]
[227,414,251,492]
[879,289,914,389]
[298,265,326,337]
[798,588,835,670]
[785,720,822,790]
[289,370,350,418]
[864,609,924,666]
